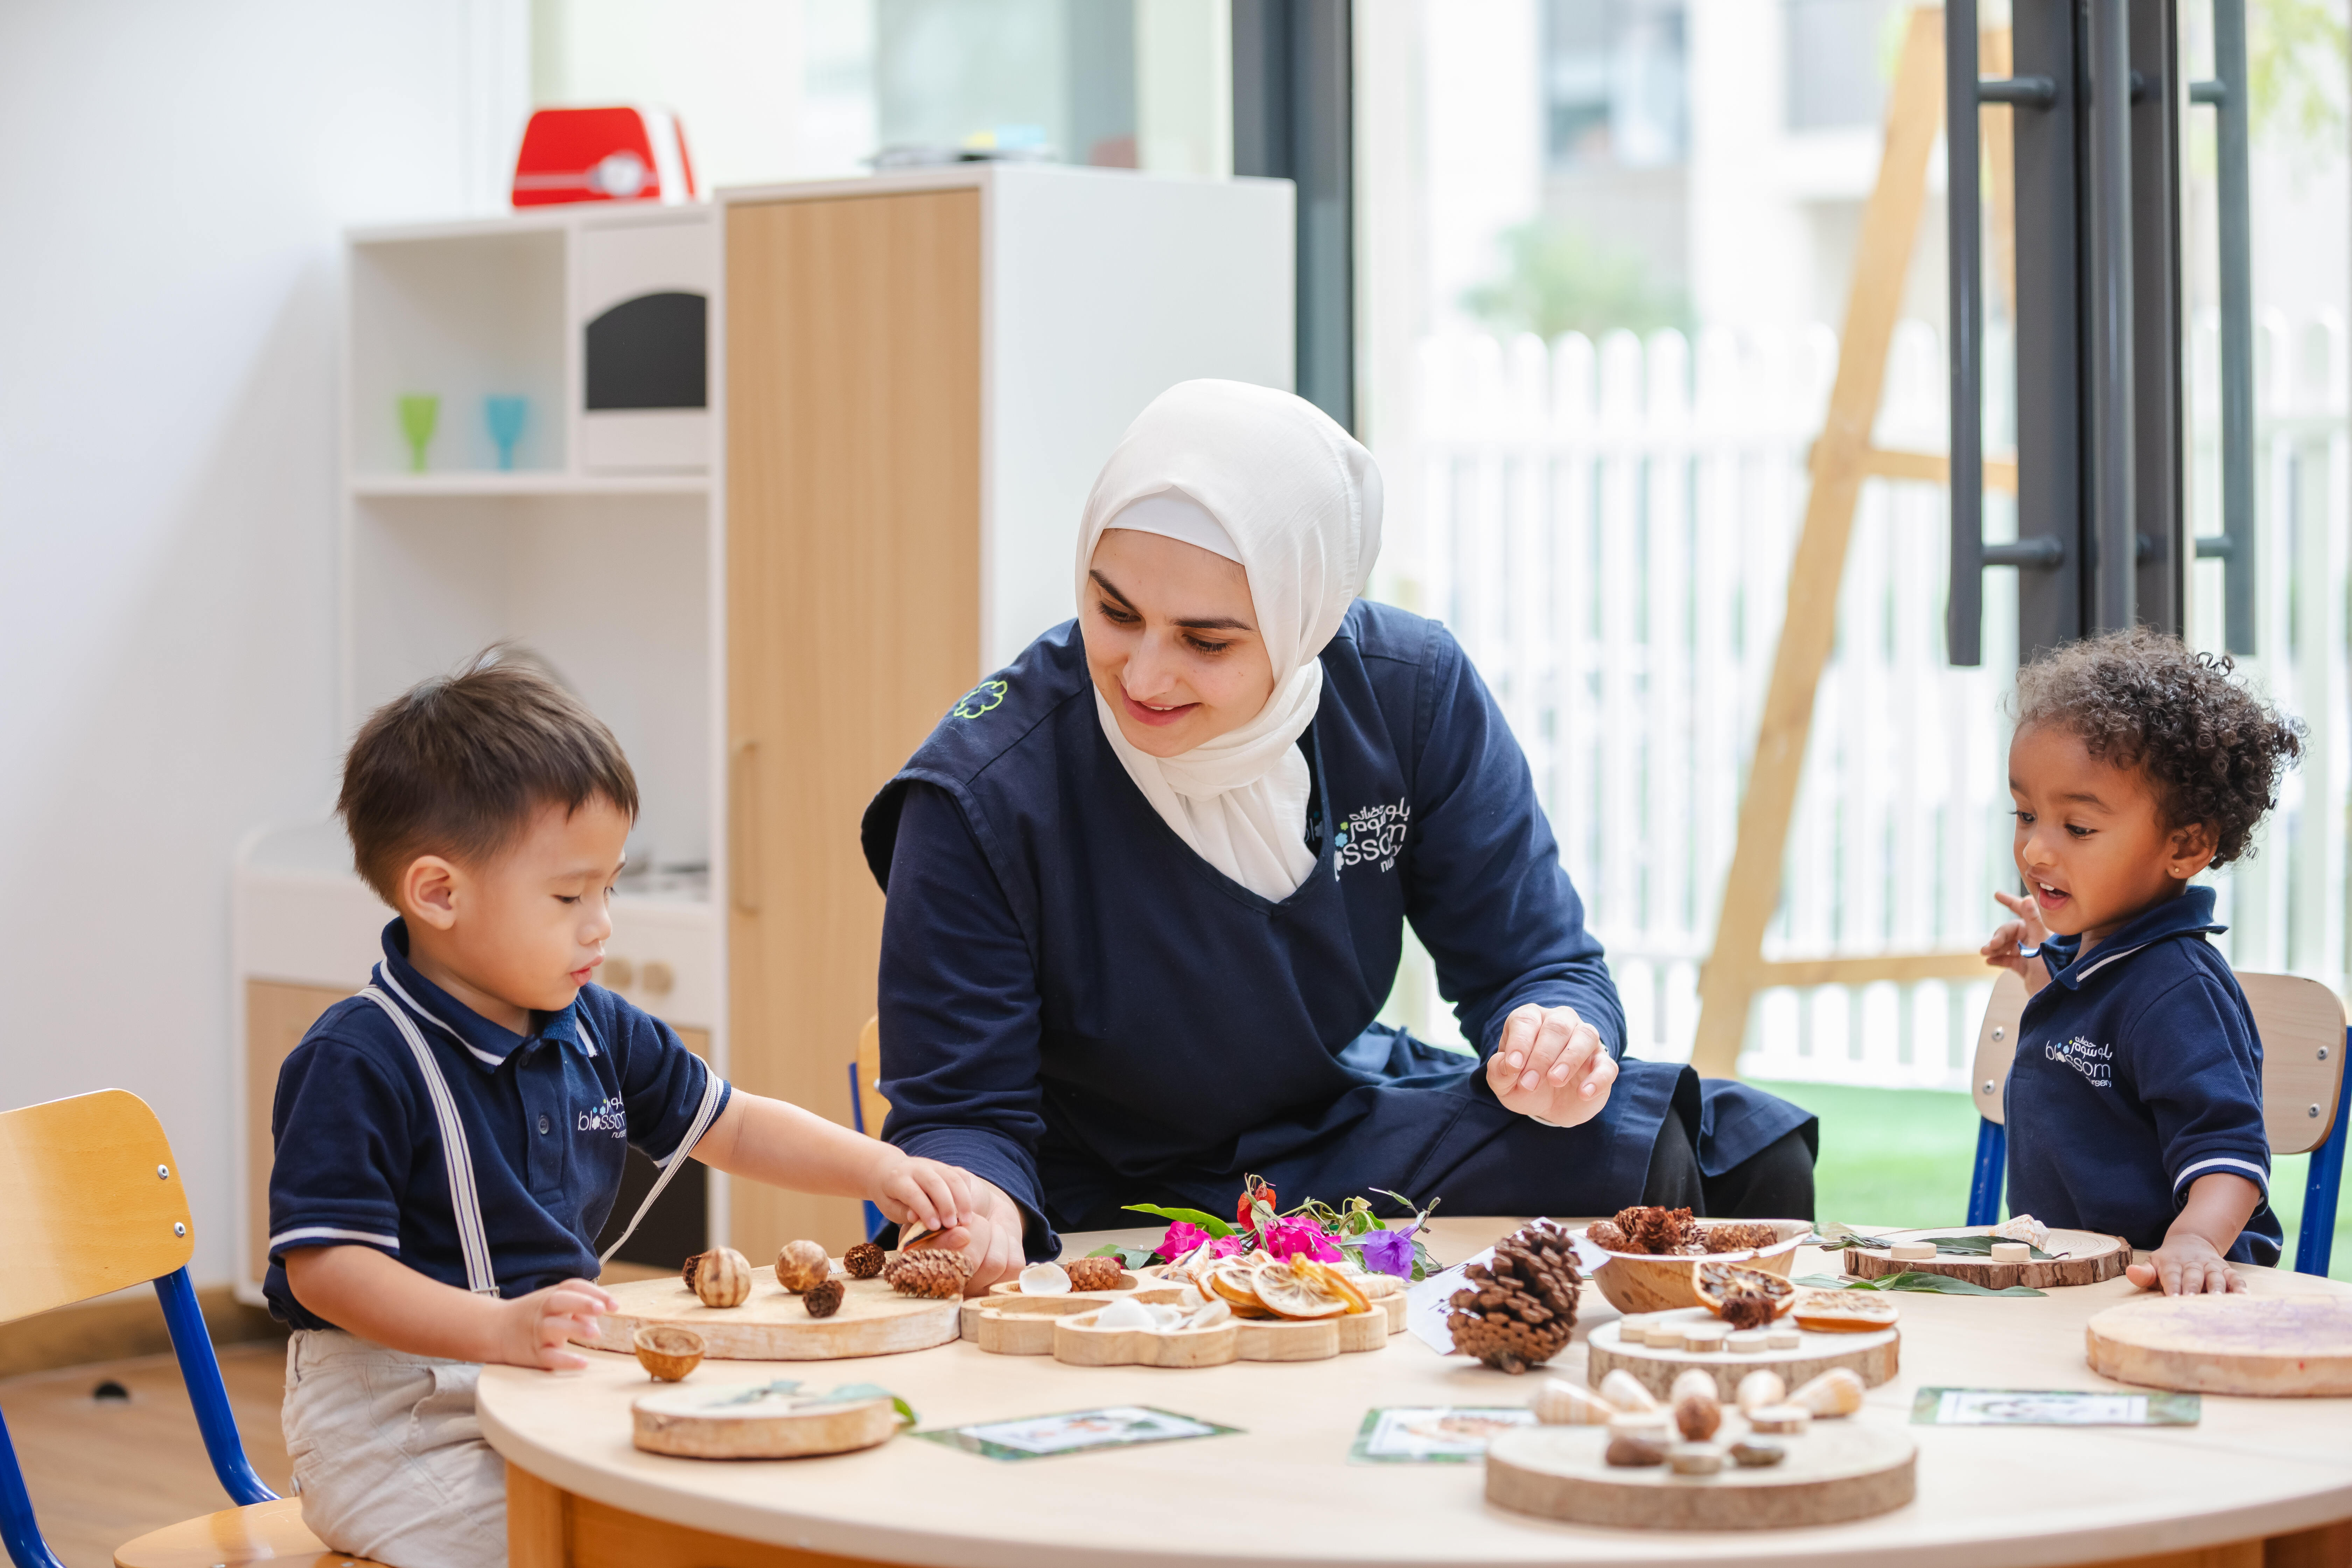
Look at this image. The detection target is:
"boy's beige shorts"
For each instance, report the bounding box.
[283,1330,508,1568]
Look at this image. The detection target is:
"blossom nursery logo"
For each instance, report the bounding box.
[2046,1036,2112,1088]
[578,1095,627,1137]
[1336,798,1411,873]
[949,679,1009,720]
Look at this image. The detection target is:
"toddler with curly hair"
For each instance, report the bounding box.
[1981,629,2304,1293]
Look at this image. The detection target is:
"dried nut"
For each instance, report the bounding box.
[1531,1379,1616,1426]
[1667,1441,1726,1476]
[1063,1256,1126,1292]
[841,1240,887,1279]
[774,1239,831,1293]
[1729,1437,1787,1468]
[1890,1242,1937,1261]
[1673,1390,1723,1443]
[689,1247,752,1308]
[1766,1327,1804,1350]
[1736,1370,1787,1414]
[1670,1369,1719,1405]
[1605,1431,1669,1467]
[1990,1241,2031,1264]
[632,1324,704,1381]
[1791,1368,1865,1418]
[1018,1262,1073,1296]
[1746,1404,1812,1435]
[802,1278,846,1318]
[1600,1369,1660,1412]
[1726,1330,1768,1352]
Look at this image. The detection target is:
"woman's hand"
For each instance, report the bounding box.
[1487,1003,1617,1128]
[902,1174,1028,1294]
[1982,890,2053,996]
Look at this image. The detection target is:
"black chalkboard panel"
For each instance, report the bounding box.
[594,1146,708,1271]
[584,290,707,410]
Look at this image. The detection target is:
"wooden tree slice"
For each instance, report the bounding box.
[1586,1312,1899,1401]
[583,1277,957,1362]
[632,1385,899,1459]
[2086,1294,2352,1397]
[1486,1420,1916,1530]
[1843,1226,2128,1288]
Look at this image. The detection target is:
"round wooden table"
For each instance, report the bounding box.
[483,1218,2352,1568]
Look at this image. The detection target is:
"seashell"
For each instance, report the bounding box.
[1790,1367,1865,1418]
[1673,1390,1722,1443]
[1670,1369,1718,1406]
[1530,1379,1615,1426]
[1736,1369,1786,1414]
[1605,1431,1668,1467]
[774,1239,831,1294]
[1729,1437,1786,1468]
[1147,1304,1189,1331]
[1600,1369,1659,1412]
[1667,1441,1725,1475]
[1993,1213,2050,1249]
[1090,1297,1155,1332]
[1184,1299,1233,1330]
[1176,1284,1207,1310]
[689,1247,752,1308]
[1746,1404,1812,1435]
[1018,1262,1072,1296]
[632,1324,704,1381]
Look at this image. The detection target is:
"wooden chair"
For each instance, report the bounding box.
[1964,969,2350,1274]
[848,1018,893,1239]
[0,1089,384,1568]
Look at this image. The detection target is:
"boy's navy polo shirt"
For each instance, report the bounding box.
[264,920,729,1329]
[2007,884,2281,1266]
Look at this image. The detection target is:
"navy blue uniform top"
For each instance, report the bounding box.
[862,601,1811,1256]
[2007,885,2281,1266]
[265,920,730,1330]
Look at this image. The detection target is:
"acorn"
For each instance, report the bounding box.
[842,1240,887,1279]
[775,1239,831,1293]
[802,1278,846,1319]
[689,1246,752,1308]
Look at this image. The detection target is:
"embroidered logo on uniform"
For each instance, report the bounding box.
[1335,798,1411,873]
[2045,1036,2112,1088]
[948,679,1009,720]
[578,1095,627,1137]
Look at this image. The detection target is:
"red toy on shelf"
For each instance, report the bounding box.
[511,106,698,207]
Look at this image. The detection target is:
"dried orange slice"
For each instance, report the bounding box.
[1790,1289,1900,1333]
[1292,1258,1371,1314]
[1206,1261,1276,1318]
[1692,1260,1797,1321]
[1250,1259,1347,1319]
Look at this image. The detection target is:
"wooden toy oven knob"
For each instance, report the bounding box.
[643,960,675,996]
[604,957,636,989]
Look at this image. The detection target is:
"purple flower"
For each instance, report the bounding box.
[1358,1225,1415,1278]
[1265,1217,1342,1262]
[1158,1222,1212,1261]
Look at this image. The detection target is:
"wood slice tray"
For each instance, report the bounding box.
[1486,1418,1916,1531]
[1586,1310,1899,1401]
[1843,1226,2129,1288]
[632,1383,899,1458]
[2086,1294,2352,1397]
[583,1276,958,1362]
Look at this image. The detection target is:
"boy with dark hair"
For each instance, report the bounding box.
[271,652,978,1567]
[1982,628,2305,1294]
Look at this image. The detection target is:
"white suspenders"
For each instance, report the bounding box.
[358,979,728,1293]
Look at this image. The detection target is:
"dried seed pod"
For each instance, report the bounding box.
[1674,1389,1723,1443]
[1790,1367,1865,1417]
[1530,1378,1616,1426]
[1699,1222,1785,1254]
[680,1253,702,1292]
[1729,1437,1787,1468]
[802,1278,846,1318]
[883,1248,972,1300]
[632,1325,704,1381]
[774,1239,831,1293]
[1585,1220,1630,1251]
[1062,1255,1125,1292]
[1600,1368,1659,1412]
[689,1247,752,1308]
[841,1241,887,1279]
[1608,1205,1703,1255]
[1605,1430,1668,1467]
[1736,1369,1786,1414]
[1444,1219,1583,1374]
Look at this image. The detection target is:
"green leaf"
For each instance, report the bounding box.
[1120,1204,1234,1238]
[890,1394,919,1427]
[1907,1234,2055,1260]
[1797,1270,2044,1298]
[1087,1242,1157,1268]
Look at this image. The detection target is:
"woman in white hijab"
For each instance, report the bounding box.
[862,381,1817,1288]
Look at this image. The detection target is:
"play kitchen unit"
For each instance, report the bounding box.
[231,165,1295,1304]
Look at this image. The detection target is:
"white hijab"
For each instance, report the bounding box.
[1075,380,1384,901]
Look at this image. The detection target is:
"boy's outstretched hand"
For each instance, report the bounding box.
[498,1278,618,1370]
[869,1150,977,1238]
[2126,1234,2246,1296]
[1487,1003,1618,1129]
[1982,889,2054,995]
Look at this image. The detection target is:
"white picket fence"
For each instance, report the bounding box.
[1377,314,2351,1093]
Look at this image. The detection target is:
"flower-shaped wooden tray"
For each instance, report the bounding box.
[966,1287,1402,1366]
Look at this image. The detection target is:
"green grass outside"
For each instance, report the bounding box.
[1753,1079,2350,1280]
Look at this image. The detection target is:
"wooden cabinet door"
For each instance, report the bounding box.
[726,190,982,1256]
[246,979,354,1287]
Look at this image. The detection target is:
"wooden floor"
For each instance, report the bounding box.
[0,1342,294,1568]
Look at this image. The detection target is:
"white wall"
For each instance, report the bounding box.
[0,0,526,1287]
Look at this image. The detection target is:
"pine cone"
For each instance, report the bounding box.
[1610,1205,1703,1255]
[1701,1222,1784,1254]
[1718,1287,1776,1331]
[1446,1219,1583,1373]
[884,1248,972,1300]
[803,1278,846,1318]
[1063,1255,1124,1291]
[1586,1220,1630,1252]
[842,1241,887,1279]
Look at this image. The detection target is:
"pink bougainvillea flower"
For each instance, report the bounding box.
[1207,1232,1252,1259]
[1264,1217,1342,1262]
[1158,1222,1211,1261]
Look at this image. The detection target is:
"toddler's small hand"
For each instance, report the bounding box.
[2126,1235,2245,1296]
[1982,890,2053,993]
[502,1278,615,1371]
[873,1153,976,1237]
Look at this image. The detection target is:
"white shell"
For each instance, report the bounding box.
[1017,1263,1072,1296]
[1184,1299,1233,1330]
[1736,1369,1786,1414]
[1993,1213,2051,1249]
[1790,1368,1865,1417]
[1091,1297,1156,1331]
[1176,1284,1207,1310]
[1147,1304,1189,1331]
[1530,1379,1615,1426]
[1599,1369,1659,1413]
[1670,1369,1718,1406]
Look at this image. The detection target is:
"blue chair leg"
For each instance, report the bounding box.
[153,1268,276,1506]
[0,1405,66,1568]
[848,1062,888,1240]
[1965,1119,2007,1228]
[2294,1039,2350,1277]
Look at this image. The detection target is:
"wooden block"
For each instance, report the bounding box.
[1680,1323,1729,1353]
[1889,1244,1937,1261]
[1584,1315,1899,1403]
[1487,1421,1916,1530]
[631,1385,900,1458]
[2085,1295,2352,1397]
[1766,1327,1802,1350]
[1990,1241,2030,1263]
[582,1276,958,1362]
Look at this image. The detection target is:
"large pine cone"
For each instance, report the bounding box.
[1446,1219,1583,1374]
[884,1248,972,1300]
[1611,1205,1703,1255]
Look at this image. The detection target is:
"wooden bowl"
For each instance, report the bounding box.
[1580,1219,1811,1316]
[632,1324,706,1381]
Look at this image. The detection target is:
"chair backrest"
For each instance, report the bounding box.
[1971,968,2347,1154]
[853,1016,892,1138]
[0,1090,192,1326]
